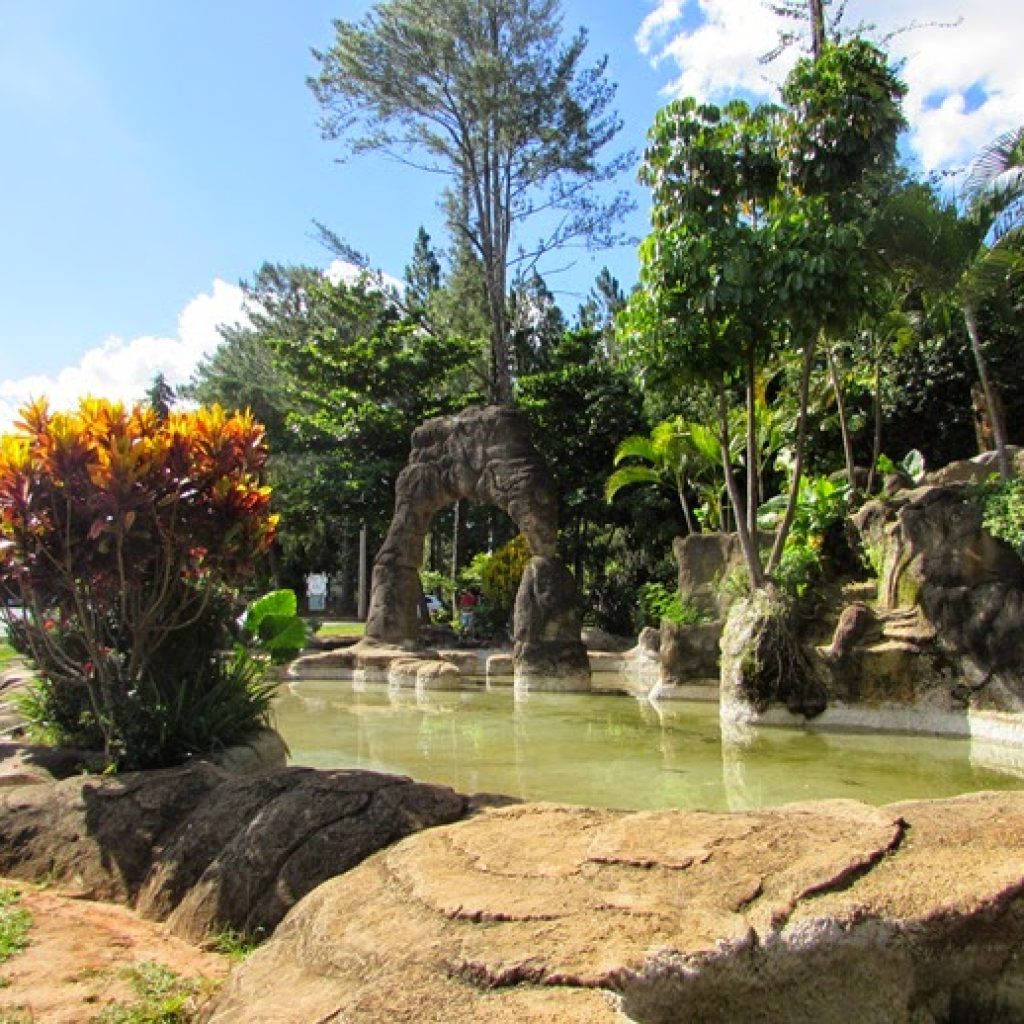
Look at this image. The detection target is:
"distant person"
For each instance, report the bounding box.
[458,589,478,630]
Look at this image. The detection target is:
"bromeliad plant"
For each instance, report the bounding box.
[0,398,279,768]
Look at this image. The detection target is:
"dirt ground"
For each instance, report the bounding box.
[0,879,230,1023]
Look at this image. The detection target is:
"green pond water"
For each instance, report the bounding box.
[274,678,1024,812]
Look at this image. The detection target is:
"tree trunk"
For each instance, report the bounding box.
[826,345,857,492]
[808,0,826,57]
[963,304,1011,479]
[718,385,765,589]
[746,349,759,539]
[867,347,882,496]
[676,477,699,534]
[767,335,816,575]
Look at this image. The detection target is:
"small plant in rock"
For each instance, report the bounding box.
[980,473,1024,558]
[208,926,266,962]
[637,582,708,628]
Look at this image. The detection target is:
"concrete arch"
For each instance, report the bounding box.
[364,406,590,690]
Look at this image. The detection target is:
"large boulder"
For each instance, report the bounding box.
[673,531,774,620]
[209,792,1024,1024]
[720,588,827,724]
[0,760,468,941]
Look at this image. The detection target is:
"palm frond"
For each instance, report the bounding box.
[605,465,663,503]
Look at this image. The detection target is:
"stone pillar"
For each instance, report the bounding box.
[512,557,591,692]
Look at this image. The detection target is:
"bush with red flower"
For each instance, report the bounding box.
[0,397,280,768]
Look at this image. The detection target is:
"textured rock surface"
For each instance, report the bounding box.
[0,760,468,941]
[659,620,722,686]
[364,405,589,687]
[513,556,591,691]
[847,484,1024,713]
[365,405,562,642]
[209,792,1024,1024]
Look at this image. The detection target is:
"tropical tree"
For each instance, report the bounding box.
[605,417,723,535]
[960,123,1024,478]
[619,38,904,589]
[309,0,632,403]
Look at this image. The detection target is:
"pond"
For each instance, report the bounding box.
[274,678,1024,812]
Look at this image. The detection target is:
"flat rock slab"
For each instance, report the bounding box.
[0,761,468,942]
[211,792,1024,1024]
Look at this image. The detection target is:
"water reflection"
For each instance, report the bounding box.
[273,679,1024,812]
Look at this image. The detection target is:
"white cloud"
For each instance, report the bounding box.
[637,0,1023,175]
[325,259,404,294]
[0,279,246,433]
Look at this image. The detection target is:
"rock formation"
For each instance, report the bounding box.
[364,405,589,689]
[0,758,468,941]
[209,791,1024,1024]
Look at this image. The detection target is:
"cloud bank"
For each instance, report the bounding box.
[0,261,405,434]
[0,279,246,433]
[636,0,1022,175]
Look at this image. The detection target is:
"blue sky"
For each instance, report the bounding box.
[1,0,1019,428]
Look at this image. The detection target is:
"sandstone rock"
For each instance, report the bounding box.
[209,792,1024,1024]
[415,660,462,691]
[513,556,591,691]
[674,532,773,620]
[205,728,289,774]
[827,602,878,658]
[0,762,468,941]
[659,619,723,686]
[581,627,635,653]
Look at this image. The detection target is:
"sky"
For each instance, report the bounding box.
[0,0,1019,431]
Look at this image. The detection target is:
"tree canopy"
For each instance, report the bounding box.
[310,0,632,403]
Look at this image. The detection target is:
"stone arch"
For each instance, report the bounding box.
[364,405,590,690]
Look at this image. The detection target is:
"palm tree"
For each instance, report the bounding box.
[960,124,1024,479]
[605,417,725,533]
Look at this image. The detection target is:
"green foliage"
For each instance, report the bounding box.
[782,40,906,201]
[479,536,532,614]
[637,582,707,629]
[876,449,925,482]
[981,474,1024,557]
[758,475,850,598]
[90,961,203,1024]
[0,887,31,964]
[242,590,307,664]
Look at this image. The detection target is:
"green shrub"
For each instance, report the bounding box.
[637,582,707,628]
[981,474,1024,557]
[479,535,532,611]
[758,475,851,600]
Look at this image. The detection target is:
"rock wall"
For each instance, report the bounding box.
[0,759,468,942]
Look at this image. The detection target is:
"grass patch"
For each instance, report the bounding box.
[207,926,264,961]
[0,1008,34,1023]
[0,641,19,669]
[313,620,365,638]
[0,887,32,964]
[89,961,209,1024]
